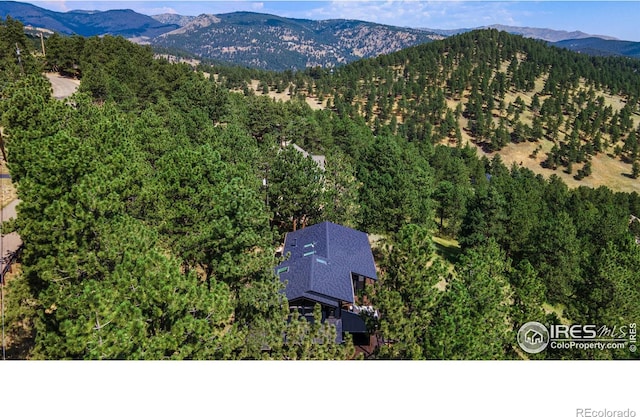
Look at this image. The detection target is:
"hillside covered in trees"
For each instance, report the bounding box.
[149,11,438,70]
[1,18,639,359]
[280,30,640,189]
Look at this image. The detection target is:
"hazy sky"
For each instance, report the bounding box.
[29,1,640,41]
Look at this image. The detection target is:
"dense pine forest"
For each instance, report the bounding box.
[1,17,639,359]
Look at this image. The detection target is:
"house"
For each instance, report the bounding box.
[282,140,326,171]
[275,221,378,345]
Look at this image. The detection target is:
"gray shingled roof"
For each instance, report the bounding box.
[285,142,325,171]
[275,222,377,306]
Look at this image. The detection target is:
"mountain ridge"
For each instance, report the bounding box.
[552,37,640,58]
[421,24,618,42]
[0,0,178,37]
[150,11,440,70]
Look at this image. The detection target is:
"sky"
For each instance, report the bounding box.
[28,1,640,41]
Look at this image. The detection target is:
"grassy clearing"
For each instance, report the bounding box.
[432,235,461,264]
[542,302,571,325]
[445,75,640,194]
[464,139,640,194]
[432,235,460,291]
[245,79,328,110]
[579,80,640,127]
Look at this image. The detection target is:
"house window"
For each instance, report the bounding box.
[353,275,365,291]
[353,274,365,298]
[316,258,328,265]
[303,250,316,257]
[276,266,289,274]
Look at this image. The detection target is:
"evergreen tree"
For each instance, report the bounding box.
[373,225,446,359]
[426,240,513,359]
[268,145,324,232]
[357,135,433,232]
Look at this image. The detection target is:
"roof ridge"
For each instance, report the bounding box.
[324,221,330,260]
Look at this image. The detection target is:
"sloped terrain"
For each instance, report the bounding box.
[296,30,640,192]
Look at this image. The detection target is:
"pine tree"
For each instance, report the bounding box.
[373,225,446,359]
[426,240,514,359]
[268,145,324,232]
[632,161,640,179]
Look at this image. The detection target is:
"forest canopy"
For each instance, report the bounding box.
[1,19,639,359]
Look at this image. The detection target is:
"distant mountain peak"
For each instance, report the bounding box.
[485,24,618,42]
[162,13,220,36]
[188,13,221,27]
[151,13,195,27]
[67,10,100,14]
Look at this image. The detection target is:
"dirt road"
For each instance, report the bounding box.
[1,199,22,279]
[45,72,80,100]
[2,199,18,220]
